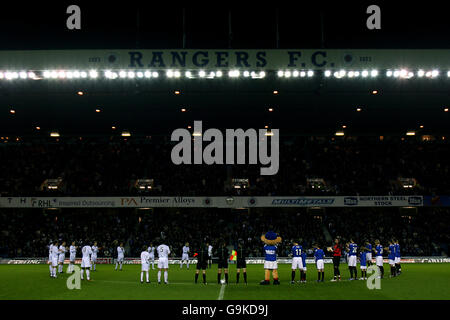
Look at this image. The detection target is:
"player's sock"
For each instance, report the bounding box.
[141,272,143,282]
[236,272,240,283]
[164,271,168,283]
[80,269,84,280]
[115,262,118,270]
[225,273,228,284]
[195,273,199,283]
[291,271,295,282]
[86,269,90,280]
[398,264,401,273]
[187,262,189,269]
[380,266,384,277]
[353,267,357,279]
[120,262,122,270]
[203,273,206,284]
[158,271,161,282]
[93,264,96,271]
[349,268,353,279]
[146,271,149,282]
[180,262,182,269]
[321,271,324,281]
[49,265,52,274]
[217,273,221,284]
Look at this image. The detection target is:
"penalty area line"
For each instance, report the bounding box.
[217,284,226,300]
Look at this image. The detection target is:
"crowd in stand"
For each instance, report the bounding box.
[1,135,449,197]
[0,207,448,259]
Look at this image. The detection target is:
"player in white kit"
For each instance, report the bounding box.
[50,241,59,278]
[115,242,125,271]
[147,243,156,270]
[91,242,100,271]
[180,242,190,269]
[58,241,67,274]
[80,243,93,281]
[140,245,151,283]
[48,241,53,276]
[157,243,170,284]
[207,243,213,269]
[68,241,77,273]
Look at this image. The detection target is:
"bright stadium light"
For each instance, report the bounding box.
[335,131,345,136]
[361,70,369,77]
[185,71,192,78]
[119,70,127,78]
[417,69,425,77]
[339,70,346,77]
[121,130,131,137]
[447,71,450,77]
[400,69,408,78]
[348,71,354,78]
[66,71,74,79]
[386,70,393,77]
[259,71,266,78]
[291,70,298,77]
[354,71,360,77]
[19,71,27,79]
[80,71,87,78]
[73,70,80,78]
[324,70,331,77]
[144,71,152,78]
[43,70,51,78]
[166,70,174,78]
[50,131,60,137]
[307,70,314,77]
[284,71,291,78]
[174,70,181,78]
[371,70,378,77]
[136,71,144,78]
[243,71,250,77]
[152,72,158,78]
[228,70,240,78]
[209,71,216,78]
[89,70,98,78]
[216,70,223,77]
[406,131,416,136]
[333,71,340,78]
[393,70,400,78]
[300,71,306,77]
[50,71,58,79]
[277,70,284,77]
[431,70,439,78]
[58,70,66,78]
[28,71,36,79]
[127,71,135,78]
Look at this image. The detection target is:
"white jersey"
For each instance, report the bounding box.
[69,245,76,255]
[141,251,150,265]
[148,246,155,256]
[182,246,190,254]
[82,246,92,259]
[91,246,99,257]
[59,245,66,257]
[117,246,125,257]
[51,245,59,259]
[157,244,170,258]
[208,245,213,256]
[48,244,53,260]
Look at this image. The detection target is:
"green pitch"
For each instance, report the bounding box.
[0,263,449,300]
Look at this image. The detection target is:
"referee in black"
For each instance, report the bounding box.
[216,241,229,284]
[195,243,208,284]
[327,238,342,281]
[236,241,248,284]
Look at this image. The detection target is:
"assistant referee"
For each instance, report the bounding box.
[328,238,342,281]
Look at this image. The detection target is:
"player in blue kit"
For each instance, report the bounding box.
[387,240,397,277]
[394,239,402,275]
[314,245,325,282]
[374,239,384,278]
[291,242,304,284]
[359,250,367,280]
[301,250,307,283]
[347,240,358,280]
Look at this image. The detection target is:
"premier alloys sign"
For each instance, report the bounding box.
[0,49,449,74]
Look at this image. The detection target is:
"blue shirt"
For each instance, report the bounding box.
[359,251,367,266]
[388,244,395,260]
[375,245,383,256]
[395,244,401,258]
[292,245,303,257]
[301,252,307,265]
[365,243,372,254]
[314,248,324,261]
[348,243,358,256]
[264,245,277,262]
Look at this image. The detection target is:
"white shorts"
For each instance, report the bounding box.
[141,263,149,272]
[81,257,91,268]
[316,260,324,270]
[48,254,52,263]
[376,256,383,267]
[158,257,169,269]
[360,265,367,270]
[70,254,76,262]
[117,255,124,262]
[51,257,58,267]
[389,259,395,266]
[91,255,97,263]
[291,257,304,270]
[58,255,65,263]
[348,255,357,267]
[149,254,155,261]
[366,253,372,261]
[264,261,278,270]
[182,254,189,261]
[395,257,401,264]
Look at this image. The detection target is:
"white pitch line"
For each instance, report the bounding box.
[96,280,191,285]
[217,284,226,300]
